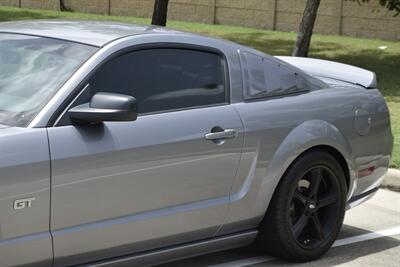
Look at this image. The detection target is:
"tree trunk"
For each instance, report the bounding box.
[60,0,68,11]
[292,0,321,57]
[151,0,170,26]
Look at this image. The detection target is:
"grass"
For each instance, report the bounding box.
[0,6,399,168]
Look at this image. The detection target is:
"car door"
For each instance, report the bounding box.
[48,47,244,266]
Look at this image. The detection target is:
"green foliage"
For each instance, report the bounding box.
[348,0,400,16]
[380,0,400,15]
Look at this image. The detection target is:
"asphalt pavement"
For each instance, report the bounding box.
[159,189,400,267]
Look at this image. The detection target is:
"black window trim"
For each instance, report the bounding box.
[51,43,231,127]
[243,89,311,103]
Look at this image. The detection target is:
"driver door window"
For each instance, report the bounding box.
[89,48,227,114]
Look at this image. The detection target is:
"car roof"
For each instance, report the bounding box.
[0,20,185,47]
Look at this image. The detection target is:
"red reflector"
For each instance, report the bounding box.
[358,167,375,178]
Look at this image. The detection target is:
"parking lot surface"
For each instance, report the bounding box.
[159,189,400,267]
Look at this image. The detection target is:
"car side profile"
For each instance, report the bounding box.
[0,20,393,267]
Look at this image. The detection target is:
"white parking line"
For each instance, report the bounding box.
[208,256,274,267]
[332,225,400,247]
[208,225,400,267]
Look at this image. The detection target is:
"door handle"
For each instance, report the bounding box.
[204,129,237,140]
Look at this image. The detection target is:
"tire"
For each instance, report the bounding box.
[255,149,347,262]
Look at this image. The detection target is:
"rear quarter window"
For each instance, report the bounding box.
[240,51,308,100]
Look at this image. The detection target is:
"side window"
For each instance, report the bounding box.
[241,52,266,97]
[279,64,304,93]
[89,48,227,114]
[240,51,305,99]
[264,58,283,93]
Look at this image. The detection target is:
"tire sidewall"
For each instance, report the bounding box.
[282,151,347,260]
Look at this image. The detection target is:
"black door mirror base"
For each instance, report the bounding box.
[68,92,137,124]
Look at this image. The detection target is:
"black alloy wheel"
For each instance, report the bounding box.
[290,166,341,249]
[256,150,347,262]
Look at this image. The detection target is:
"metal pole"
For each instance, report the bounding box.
[338,0,344,35]
[272,0,278,31]
[212,0,217,25]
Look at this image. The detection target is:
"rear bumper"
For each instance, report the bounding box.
[346,185,380,210]
[346,158,387,210]
[354,155,389,194]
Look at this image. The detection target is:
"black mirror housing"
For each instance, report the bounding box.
[68,92,137,124]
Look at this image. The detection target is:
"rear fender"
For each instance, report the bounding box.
[218,120,356,235]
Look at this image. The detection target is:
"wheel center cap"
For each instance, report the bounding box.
[308,201,317,210]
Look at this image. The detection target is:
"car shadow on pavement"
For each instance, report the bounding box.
[257,225,400,267]
[159,225,400,266]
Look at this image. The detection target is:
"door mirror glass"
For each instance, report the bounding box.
[68,92,137,124]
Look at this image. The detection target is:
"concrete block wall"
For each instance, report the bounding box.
[64,0,109,15]
[169,0,215,24]
[0,0,59,9]
[110,0,152,17]
[0,0,19,7]
[215,0,276,29]
[0,0,399,40]
[342,0,400,40]
[276,0,343,35]
[20,0,59,10]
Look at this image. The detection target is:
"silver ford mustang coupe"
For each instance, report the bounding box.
[0,20,393,267]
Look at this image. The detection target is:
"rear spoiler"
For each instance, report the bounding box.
[275,56,377,89]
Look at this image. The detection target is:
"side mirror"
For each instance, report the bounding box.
[68,92,137,124]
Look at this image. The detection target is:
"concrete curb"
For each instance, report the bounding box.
[382,168,400,192]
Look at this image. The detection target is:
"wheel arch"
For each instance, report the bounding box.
[264,120,357,213]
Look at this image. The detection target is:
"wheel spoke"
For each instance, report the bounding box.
[318,193,337,208]
[310,214,325,240]
[289,165,341,248]
[309,168,322,197]
[294,190,308,205]
[292,213,308,239]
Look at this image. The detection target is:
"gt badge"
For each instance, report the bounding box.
[14,198,36,210]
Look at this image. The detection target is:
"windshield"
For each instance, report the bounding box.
[0,33,97,127]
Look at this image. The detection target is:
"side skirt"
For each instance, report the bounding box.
[80,230,258,267]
